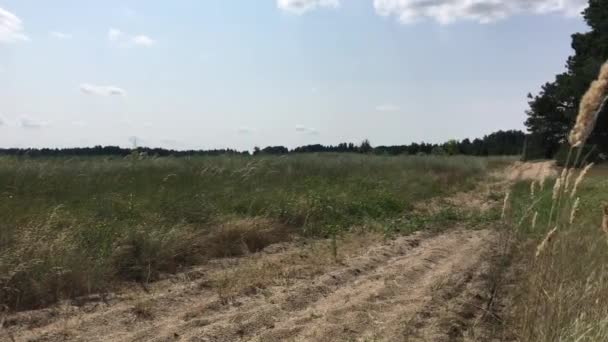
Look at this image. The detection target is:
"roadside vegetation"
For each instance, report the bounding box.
[505,58,608,341]
[0,153,504,311]
[507,168,608,341]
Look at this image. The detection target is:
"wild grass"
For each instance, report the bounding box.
[0,153,498,310]
[508,170,608,341]
[507,60,608,341]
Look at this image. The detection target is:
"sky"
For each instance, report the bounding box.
[0,0,589,151]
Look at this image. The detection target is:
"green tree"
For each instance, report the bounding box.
[525,0,608,157]
[359,139,373,154]
[444,139,460,155]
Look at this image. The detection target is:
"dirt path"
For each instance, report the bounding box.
[4,162,554,342]
[2,229,499,342]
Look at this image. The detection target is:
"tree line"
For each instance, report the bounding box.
[0,130,525,157]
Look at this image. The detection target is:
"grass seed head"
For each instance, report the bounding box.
[536,226,558,258]
[570,163,594,199]
[568,60,608,147]
[531,211,538,230]
[530,181,536,199]
[552,177,562,201]
[501,190,511,220]
[570,197,580,225]
[564,169,574,194]
[539,174,546,192]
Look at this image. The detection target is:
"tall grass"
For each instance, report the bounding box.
[509,171,608,341]
[508,60,608,341]
[0,153,495,310]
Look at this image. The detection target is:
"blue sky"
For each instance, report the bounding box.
[0,0,588,150]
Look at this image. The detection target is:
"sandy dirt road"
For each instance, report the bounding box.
[2,229,500,342]
[4,162,555,342]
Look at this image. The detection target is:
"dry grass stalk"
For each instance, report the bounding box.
[536,226,558,258]
[602,204,608,236]
[501,190,511,221]
[552,177,562,201]
[530,181,536,199]
[569,197,580,225]
[568,61,608,147]
[570,163,594,199]
[563,169,574,194]
[539,174,546,192]
[531,211,538,230]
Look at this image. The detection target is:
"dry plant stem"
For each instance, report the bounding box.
[553,147,576,229]
[516,195,545,231]
[602,205,608,236]
[536,226,558,258]
[548,173,564,229]
[531,211,538,230]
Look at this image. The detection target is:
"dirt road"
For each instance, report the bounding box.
[5,161,558,341]
[2,228,501,342]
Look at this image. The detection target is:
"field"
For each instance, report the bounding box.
[2,154,607,341]
[0,154,503,312]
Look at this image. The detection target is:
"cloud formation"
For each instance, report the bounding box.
[19,116,48,129]
[108,28,156,47]
[373,0,587,24]
[50,31,72,40]
[108,28,123,41]
[80,83,126,96]
[0,7,28,43]
[277,0,340,14]
[132,35,156,46]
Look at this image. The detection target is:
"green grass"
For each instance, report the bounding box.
[0,153,501,310]
[508,166,608,341]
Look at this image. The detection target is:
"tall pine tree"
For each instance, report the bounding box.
[525,0,608,157]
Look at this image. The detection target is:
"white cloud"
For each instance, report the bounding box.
[376,104,400,112]
[50,31,72,40]
[80,83,126,96]
[108,28,156,47]
[373,0,587,24]
[132,35,155,46]
[19,116,48,129]
[108,28,123,41]
[0,7,28,43]
[277,0,340,14]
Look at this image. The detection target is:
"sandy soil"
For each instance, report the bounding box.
[1,162,554,342]
[503,161,558,182]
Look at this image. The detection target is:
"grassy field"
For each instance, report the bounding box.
[507,165,608,341]
[0,153,504,311]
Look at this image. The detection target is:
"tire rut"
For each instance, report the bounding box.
[4,229,499,342]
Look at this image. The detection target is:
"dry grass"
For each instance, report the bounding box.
[569,61,608,147]
[505,61,608,341]
[208,232,384,303]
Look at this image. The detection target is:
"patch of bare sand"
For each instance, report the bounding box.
[502,161,558,182]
